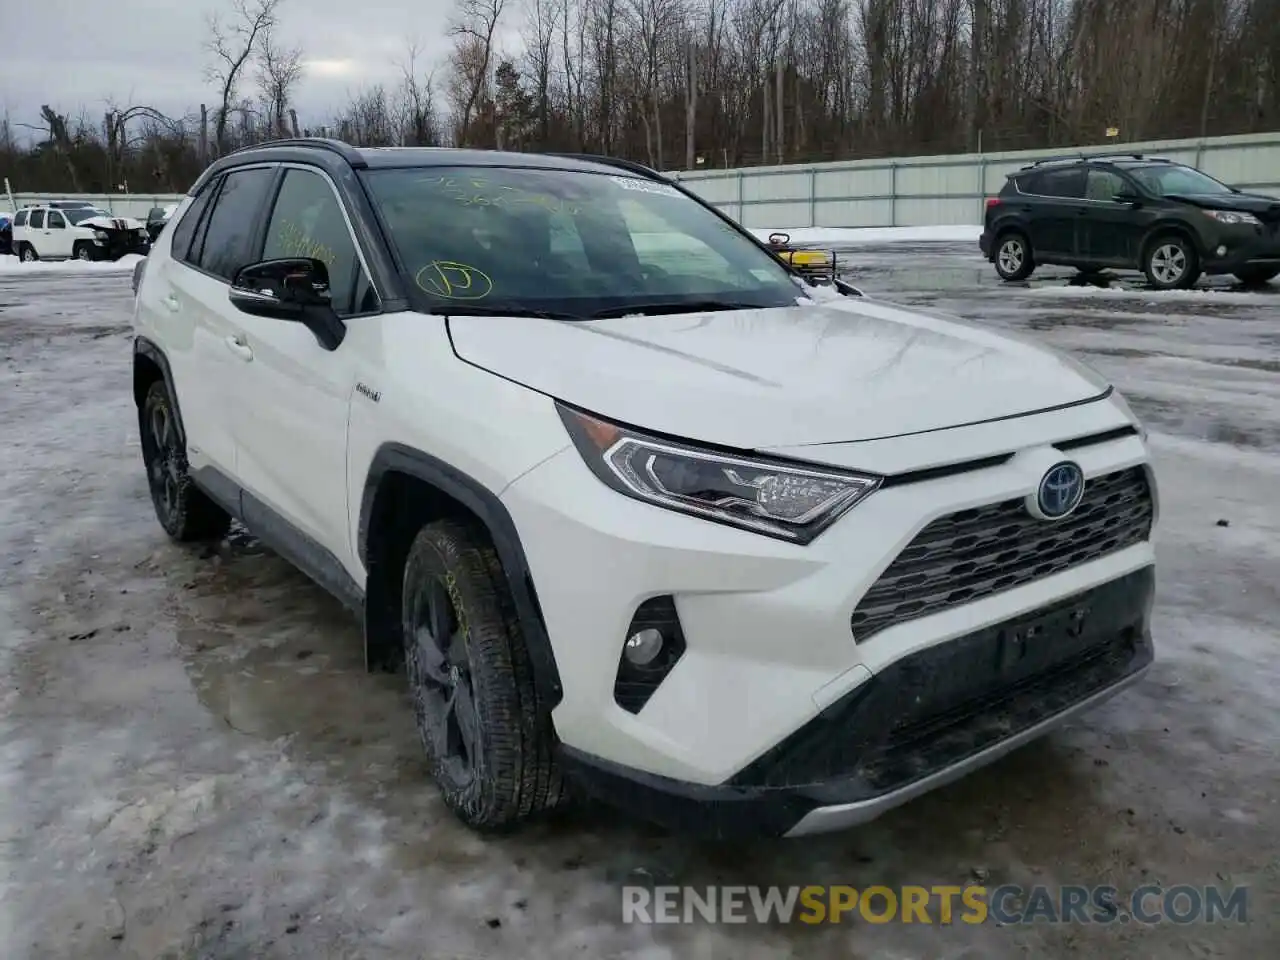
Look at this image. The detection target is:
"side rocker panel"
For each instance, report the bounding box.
[358,442,563,706]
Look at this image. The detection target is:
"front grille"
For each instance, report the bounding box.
[850,467,1153,642]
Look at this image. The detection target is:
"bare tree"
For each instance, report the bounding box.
[397,40,442,145]
[255,23,305,137]
[448,0,507,145]
[205,0,282,155]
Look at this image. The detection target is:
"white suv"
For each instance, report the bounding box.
[12,202,149,261]
[131,139,1158,837]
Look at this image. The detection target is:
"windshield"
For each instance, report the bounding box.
[64,208,110,225]
[1128,165,1233,196]
[361,166,804,317]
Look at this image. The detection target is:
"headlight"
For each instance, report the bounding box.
[94,229,109,241]
[558,405,880,543]
[1205,210,1260,226]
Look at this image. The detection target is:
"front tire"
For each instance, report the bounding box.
[19,243,38,262]
[993,231,1035,281]
[401,519,565,830]
[73,242,94,262]
[1143,235,1201,289]
[139,380,231,542]
[1234,266,1280,286]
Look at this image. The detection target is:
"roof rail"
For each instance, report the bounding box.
[543,152,667,182]
[228,137,366,168]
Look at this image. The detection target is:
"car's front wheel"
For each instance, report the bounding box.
[73,242,94,262]
[1234,266,1280,286]
[401,519,565,830]
[1143,235,1201,289]
[19,243,38,262]
[993,231,1034,281]
[139,380,232,542]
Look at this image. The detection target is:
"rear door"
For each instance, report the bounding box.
[1020,167,1087,260]
[27,209,50,256]
[1078,167,1144,266]
[162,166,279,482]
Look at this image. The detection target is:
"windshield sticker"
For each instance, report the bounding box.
[609,176,681,198]
[415,261,493,300]
[418,176,581,215]
[273,220,339,271]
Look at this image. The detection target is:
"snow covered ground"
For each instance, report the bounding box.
[0,253,144,275]
[0,244,1276,958]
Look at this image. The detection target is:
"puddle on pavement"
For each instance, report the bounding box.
[1123,395,1274,449]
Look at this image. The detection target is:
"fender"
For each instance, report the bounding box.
[359,443,563,705]
[1140,219,1200,253]
[133,336,186,444]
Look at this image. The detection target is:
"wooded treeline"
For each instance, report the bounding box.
[4,0,1278,194]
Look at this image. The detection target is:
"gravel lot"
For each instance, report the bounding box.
[1,246,1277,958]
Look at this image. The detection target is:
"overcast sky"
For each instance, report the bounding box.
[1,0,486,138]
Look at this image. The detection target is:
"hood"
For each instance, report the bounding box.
[1177,193,1280,218]
[81,214,145,231]
[447,301,1111,448]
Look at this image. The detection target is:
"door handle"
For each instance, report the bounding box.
[163,294,181,313]
[224,335,254,361]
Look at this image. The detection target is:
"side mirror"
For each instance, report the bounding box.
[767,231,791,247]
[229,258,346,350]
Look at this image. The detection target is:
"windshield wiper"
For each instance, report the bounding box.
[590,300,763,319]
[426,304,587,321]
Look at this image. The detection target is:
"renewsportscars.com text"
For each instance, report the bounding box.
[622,884,1249,925]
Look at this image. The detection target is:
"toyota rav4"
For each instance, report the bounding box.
[131,139,1158,838]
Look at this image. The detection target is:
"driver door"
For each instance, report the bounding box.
[44,210,75,258]
[229,166,378,567]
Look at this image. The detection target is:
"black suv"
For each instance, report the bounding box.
[980,154,1280,289]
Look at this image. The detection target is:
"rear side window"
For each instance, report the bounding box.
[1030,168,1085,199]
[170,191,214,262]
[190,167,276,281]
[29,210,45,229]
[13,210,28,227]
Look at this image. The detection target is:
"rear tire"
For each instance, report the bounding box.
[1143,234,1200,290]
[993,231,1034,281]
[1233,266,1280,286]
[139,380,232,542]
[401,519,566,831]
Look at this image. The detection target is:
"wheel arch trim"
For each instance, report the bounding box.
[358,442,563,703]
[133,336,185,445]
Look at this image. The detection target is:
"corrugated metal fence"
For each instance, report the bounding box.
[6,131,1278,228]
[670,131,1280,229]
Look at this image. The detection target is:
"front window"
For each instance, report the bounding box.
[1128,164,1233,196]
[64,208,109,225]
[361,165,804,318]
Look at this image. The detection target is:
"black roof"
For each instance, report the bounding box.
[188,138,665,195]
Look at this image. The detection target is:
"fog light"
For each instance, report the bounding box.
[624,628,664,666]
[1217,245,1227,256]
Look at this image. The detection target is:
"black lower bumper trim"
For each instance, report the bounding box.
[560,566,1155,838]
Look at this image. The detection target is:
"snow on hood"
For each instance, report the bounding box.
[445,299,1112,448]
[80,214,145,231]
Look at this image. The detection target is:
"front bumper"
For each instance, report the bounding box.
[1197,221,1280,273]
[502,401,1156,834]
[561,566,1154,837]
[92,232,150,260]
